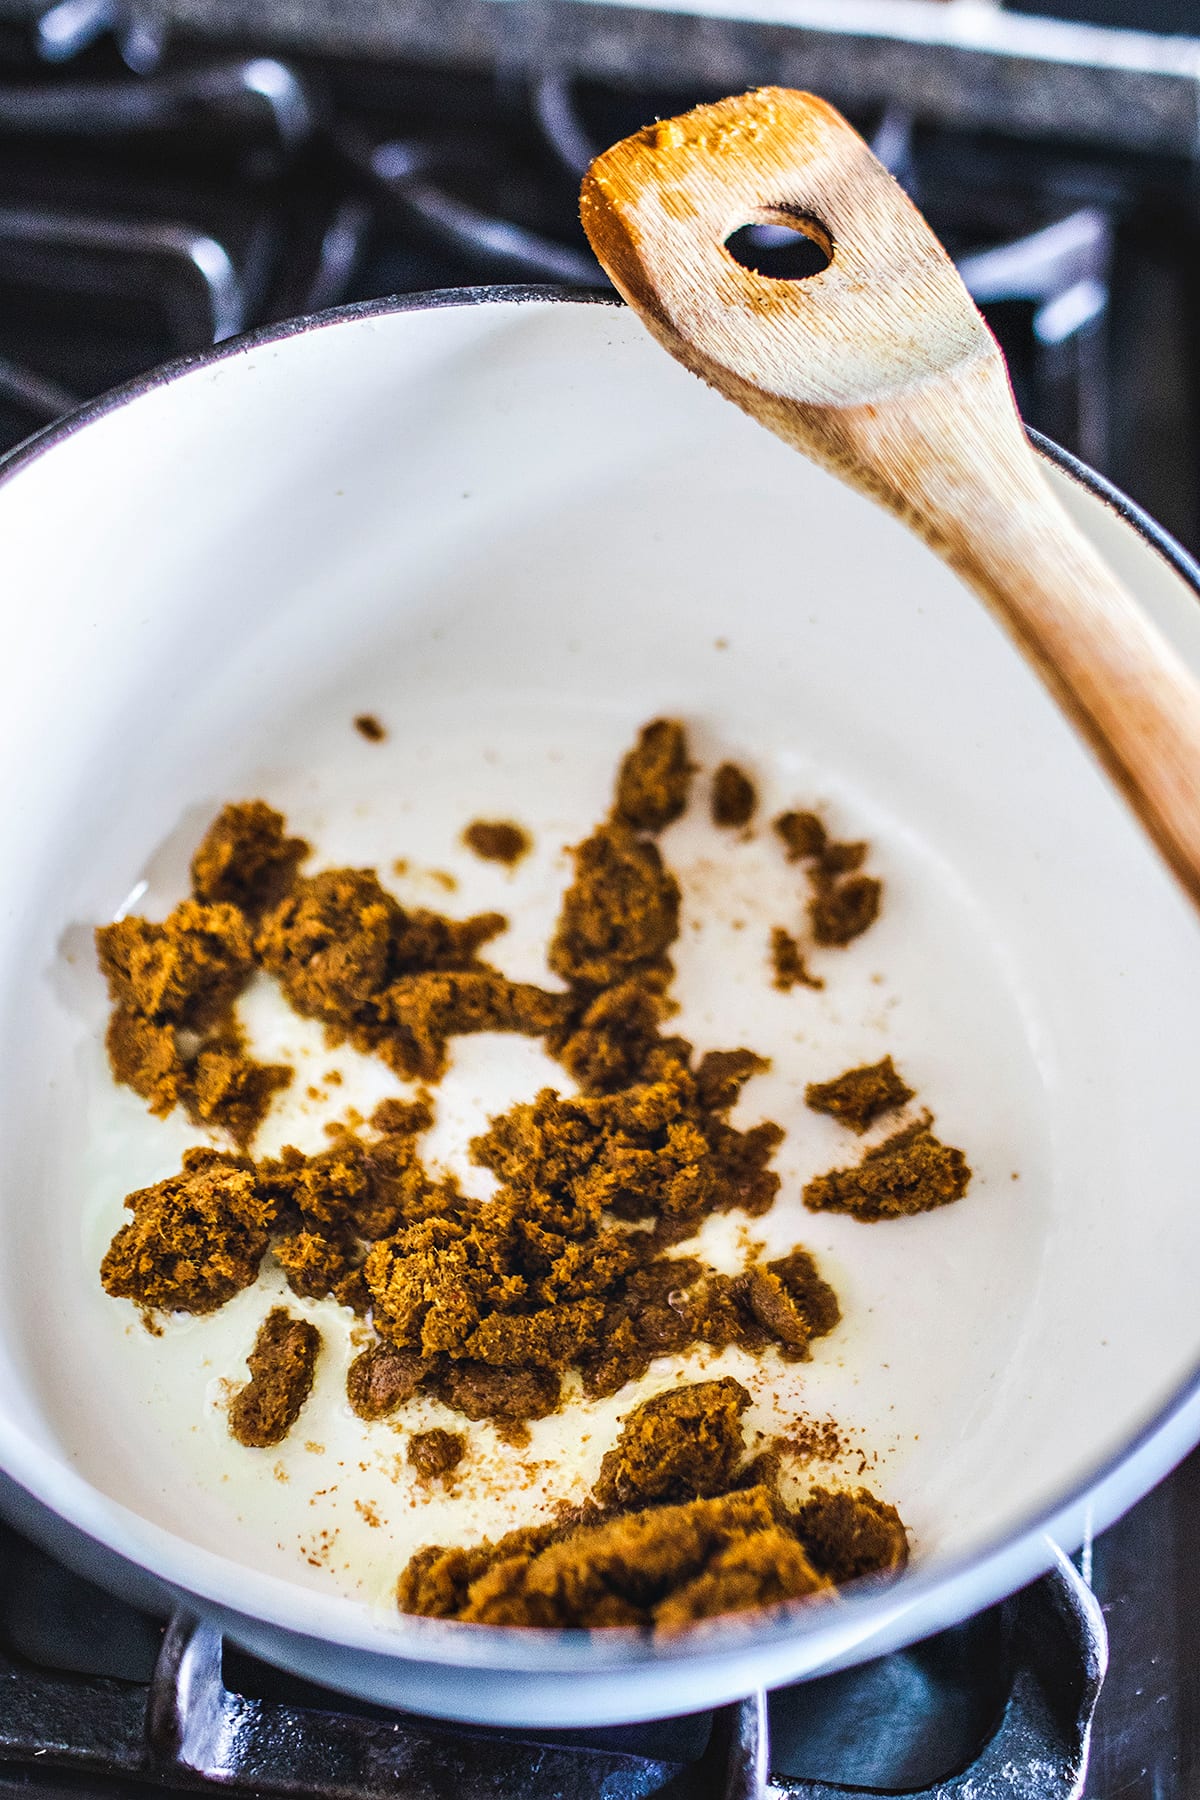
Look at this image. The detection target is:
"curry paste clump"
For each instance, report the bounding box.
[407,1427,466,1482]
[352,1043,837,1423]
[768,805,884,983]
[612,718,693,833]
[229,1307,321,1448]
[397,1376,907,1630]
[591,1377,751,1508]
[97,898,291,1149]
[95,717,972,1629]
[96,802,313,1147]
[256,866,564,1082]
[191,801,309,918]
[804,1117,971,1221]
[548,824,680,991]
[98,808,569,1135]
[711,762,757,829]
[462,820,531,866]
[769,927,823,993]
[101,1146,276,1315]
[805,1057,914,1134]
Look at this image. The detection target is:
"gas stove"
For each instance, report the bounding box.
[0,7,1198,1794]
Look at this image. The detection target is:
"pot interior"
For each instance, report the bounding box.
[0,294,1197,1677]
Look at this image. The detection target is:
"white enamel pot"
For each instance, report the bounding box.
[0,289,1198,1729]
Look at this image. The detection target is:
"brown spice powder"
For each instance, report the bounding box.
[774,1418,847,1464]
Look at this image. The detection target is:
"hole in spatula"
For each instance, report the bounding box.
[725,219,831,280]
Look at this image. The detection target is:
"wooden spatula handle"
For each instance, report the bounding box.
[581,90,1200,910]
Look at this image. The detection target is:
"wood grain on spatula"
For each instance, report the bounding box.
[580,88,1200,911]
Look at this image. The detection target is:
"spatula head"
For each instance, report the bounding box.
[580,88,998,411]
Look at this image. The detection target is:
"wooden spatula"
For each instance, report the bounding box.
[580,88,1200,909]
